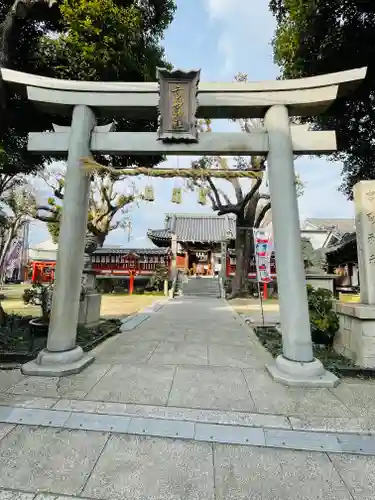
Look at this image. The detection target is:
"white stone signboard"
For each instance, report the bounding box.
[354,180,375,304]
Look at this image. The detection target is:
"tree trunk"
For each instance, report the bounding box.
[96,233,105,248]
[230,219,254,298]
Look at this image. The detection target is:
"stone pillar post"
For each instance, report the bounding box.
[22,105,96,376]
[354,181,375,304]
[78,234,102,328]
[334,180,375,367]
[220,240,227,280]
[264,104,338,387]
[171,233,177,279]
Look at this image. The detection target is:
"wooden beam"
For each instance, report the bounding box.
[28,130,337,156]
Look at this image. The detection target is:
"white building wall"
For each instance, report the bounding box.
[29,240,58,261]
[300,230,329,250]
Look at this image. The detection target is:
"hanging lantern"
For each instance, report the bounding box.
[144,185,155,202]
[198,187,208,205]
[171,187,182,204]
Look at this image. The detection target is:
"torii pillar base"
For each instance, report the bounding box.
[22,346,94,377]
[266,355,339,388]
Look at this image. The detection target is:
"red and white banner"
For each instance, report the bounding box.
[253,228,274,283]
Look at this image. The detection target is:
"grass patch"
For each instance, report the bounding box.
[253,325,357,378]
[0,284,163,318]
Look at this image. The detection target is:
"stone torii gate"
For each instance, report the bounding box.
[2,66,366,387]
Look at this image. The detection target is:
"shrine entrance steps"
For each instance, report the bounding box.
[182,276,221,298]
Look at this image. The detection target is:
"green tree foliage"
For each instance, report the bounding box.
[269,0,375,198]
[0,0,176,194]
[0,0,60,198]
[35,0,176,169]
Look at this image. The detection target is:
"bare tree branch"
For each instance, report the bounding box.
[0,185,36,272]
[254,202,271,228]
[240,176,262,210]
[216,189,232,205]
[35,215,55,223]
[206,177,223,210]
[229,176,243,203]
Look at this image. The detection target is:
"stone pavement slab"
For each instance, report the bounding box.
[148,341,208,365]
[1,427,373,500]
[329,453,375,499]
[82,434,215,500]
[7,363,112,400]
[168,365,256,411]
[0,370,24,392]
[84,364,176,405]
[0,491,35,500]
[331,380,375,418]
[214,445,352,500]
[94,340,159,363]
[0,424,14,440]
[0,426,108,495]
[243,367,353,417]
[208,343,271,368]
[0,393,57,409]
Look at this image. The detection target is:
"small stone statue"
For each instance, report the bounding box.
[82,233,99,291]
[84,233,99,254]
[83,233,98,270]
[301,237,327,274]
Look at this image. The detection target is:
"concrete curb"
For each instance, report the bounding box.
[0,403,375,455]
[118,296,168,332]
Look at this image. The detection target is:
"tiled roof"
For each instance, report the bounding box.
[323,232,357,255]
[305,218,355,235]
[94,247,170,255]
[146,229,170,242]
[148,213,236,243]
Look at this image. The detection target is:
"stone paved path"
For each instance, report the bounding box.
[1,297,375,499]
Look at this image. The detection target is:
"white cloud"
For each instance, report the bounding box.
[203,0,277,79]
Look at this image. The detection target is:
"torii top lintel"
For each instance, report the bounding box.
[0,66,367,120]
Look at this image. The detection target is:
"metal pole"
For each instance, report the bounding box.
[257,280,265,326]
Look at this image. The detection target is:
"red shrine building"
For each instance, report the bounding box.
[30,247,172,283]
[147,213,276,279]
[30,213,276,283]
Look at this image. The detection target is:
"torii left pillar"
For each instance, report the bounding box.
[22,105,96,376]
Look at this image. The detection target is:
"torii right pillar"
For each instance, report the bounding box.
[264,104,338,387]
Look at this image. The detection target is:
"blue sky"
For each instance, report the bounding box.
[29,0,355,248]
